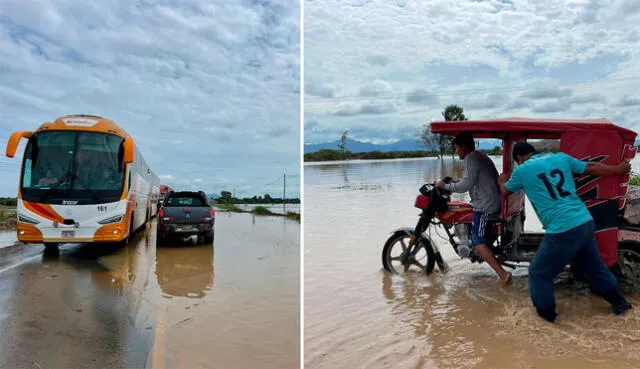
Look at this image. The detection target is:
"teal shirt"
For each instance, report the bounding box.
[505,152,592,234]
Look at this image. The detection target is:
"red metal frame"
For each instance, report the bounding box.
[428,117,638,266]
[429,117,636,141]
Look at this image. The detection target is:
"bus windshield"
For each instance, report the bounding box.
[20,130,127,205]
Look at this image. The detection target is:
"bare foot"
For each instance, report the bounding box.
[500,272,512,285]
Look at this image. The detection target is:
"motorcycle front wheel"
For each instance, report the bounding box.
[382,231,436,275]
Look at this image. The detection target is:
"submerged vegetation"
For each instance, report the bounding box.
[252,206,273,215]
[214,203,242,212]
[286,212,301,222]
[211,202,300,222]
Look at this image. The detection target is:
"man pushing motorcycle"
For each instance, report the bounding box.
[435,133,513,285]
[499,142,632,323]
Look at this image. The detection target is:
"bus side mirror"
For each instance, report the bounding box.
[6,131,33,158]
[123,136,134,163]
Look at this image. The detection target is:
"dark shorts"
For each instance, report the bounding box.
[471,211,499,246]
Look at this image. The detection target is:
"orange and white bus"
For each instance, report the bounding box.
[5,114,160,252]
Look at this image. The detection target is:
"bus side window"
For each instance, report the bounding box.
[23,159,33,187]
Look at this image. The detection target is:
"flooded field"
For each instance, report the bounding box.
[0,212,299,369]
[304,156,640,369]
[229,203,301,214]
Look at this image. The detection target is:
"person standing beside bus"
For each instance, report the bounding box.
[499,142,632,323]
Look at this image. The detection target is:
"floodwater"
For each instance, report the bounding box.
[0,230,18,248]
[230,203,301,214]
[0,212,299,369]
[304,156,640,369]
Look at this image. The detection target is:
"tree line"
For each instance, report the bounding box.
[213,191,300,204]
[305,105,469,162]
[305,104,566,163]
[0,198,17,207]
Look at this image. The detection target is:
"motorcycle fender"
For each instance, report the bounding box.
[388,228,440,253]
[389,228,415,236]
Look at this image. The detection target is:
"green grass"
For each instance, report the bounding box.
[211,203,299,222]
[630,172,640,186]
[215,203,243,212]
[252,206,273,215]
[286,212,300,222]
[0,209,16,222]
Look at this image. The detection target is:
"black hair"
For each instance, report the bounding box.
[512,142,538,162]
[452,132,475,150]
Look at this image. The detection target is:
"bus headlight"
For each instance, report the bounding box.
[18,213,40,224]
[98,215,123,224]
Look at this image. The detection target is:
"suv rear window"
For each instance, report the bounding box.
[165,193,206,206]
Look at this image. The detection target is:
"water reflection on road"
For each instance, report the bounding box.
[304,157,640,369]
[0,212,299,369]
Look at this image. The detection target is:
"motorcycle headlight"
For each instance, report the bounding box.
[18,213,40,224]
[98,215,123,224]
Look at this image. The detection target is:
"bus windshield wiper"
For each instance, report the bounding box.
[39,172,74,203]
[68,175,102,203]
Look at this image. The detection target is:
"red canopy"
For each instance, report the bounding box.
[429,117,637,141]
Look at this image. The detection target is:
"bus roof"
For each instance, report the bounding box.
[429,117,637,140]
[33,115,128,139]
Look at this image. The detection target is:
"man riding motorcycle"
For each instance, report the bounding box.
[435,133,512,284]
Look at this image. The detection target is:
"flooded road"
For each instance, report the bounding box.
[304,157,640,369]
[0,212,299,369]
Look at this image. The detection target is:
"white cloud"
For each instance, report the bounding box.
[618,95,640,107]
[0,0,300,198]
[358,80,392,97]
[304,0,640,144]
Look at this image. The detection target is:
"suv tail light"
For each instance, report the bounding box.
[201,208,216,221]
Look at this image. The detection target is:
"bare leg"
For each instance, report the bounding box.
[475,243,512,284]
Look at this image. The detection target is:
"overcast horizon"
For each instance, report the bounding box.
[0,0,300,198]
[304,0,640,146]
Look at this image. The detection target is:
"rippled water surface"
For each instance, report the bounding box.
[304,156,640,369]
[0,212,299,369]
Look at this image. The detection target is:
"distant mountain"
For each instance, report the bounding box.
[304,138,501,154]
[303,138,414,153]
[305,135,640,155]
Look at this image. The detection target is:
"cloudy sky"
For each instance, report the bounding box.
[0,0,300,198]
[304,0,640,145]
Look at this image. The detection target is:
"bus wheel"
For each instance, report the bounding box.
[43,242,59,255]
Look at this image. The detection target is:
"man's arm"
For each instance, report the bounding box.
[498,173,513,195]
[562,152,631,177]
[584,161,631,177]
[499,167,524,196]
[441,156,480,193]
